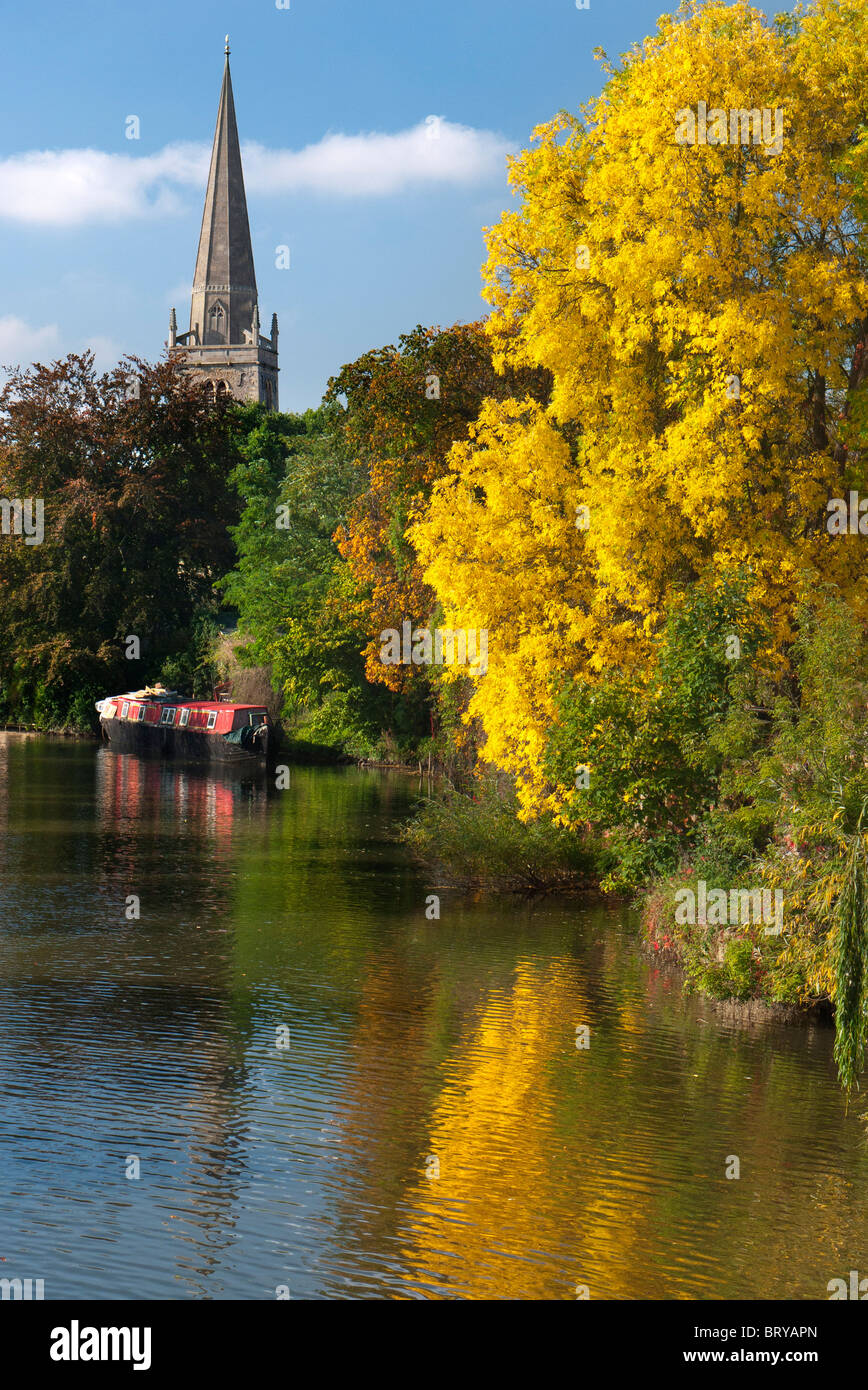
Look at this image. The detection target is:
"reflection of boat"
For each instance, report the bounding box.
[96,685,272,765]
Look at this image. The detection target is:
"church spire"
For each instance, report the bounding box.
[172,46,279,411]
[189,42,258,349]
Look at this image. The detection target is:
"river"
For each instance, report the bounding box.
[0,733,864,1299]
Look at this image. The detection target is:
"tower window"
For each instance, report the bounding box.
[208,302,226,338]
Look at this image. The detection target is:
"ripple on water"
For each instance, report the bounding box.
[0,739,865,1298]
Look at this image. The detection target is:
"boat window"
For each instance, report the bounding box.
[121,701,130,718]
[207,711,218,730]
[160,708,176,726]
[179,708,190,727]
[137,706,146,722]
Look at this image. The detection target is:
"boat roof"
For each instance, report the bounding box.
[113,692,267,710]
[173,701,268,710]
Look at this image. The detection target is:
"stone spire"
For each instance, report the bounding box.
[189,46,258,348]
[172,43,279,410]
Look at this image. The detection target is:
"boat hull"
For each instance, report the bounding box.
[101,715,269,765]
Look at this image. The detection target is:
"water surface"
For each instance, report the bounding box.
[0,734,864,1299]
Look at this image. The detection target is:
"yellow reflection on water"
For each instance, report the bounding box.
[395,959,595,1298]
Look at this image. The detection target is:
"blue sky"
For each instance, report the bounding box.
[0,0,777,412]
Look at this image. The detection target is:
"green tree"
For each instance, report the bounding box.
[544,577,762,888]
[0,351,240,726]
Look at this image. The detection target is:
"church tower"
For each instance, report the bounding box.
[170,39,279,410]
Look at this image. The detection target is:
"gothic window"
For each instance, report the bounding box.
[202,381,216,403]
[215,380,229,399]
[208,302,226,339]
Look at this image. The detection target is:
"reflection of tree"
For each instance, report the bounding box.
[227,767,419,993]
[322,914,868,1300]
[395,960,595,1299]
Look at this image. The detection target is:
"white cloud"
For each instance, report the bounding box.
[0,122,513,227]
[0,148,196,227]
[0,315,61,369]
[242,121,514,197]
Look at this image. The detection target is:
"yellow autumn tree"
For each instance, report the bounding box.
[411,0,868,816]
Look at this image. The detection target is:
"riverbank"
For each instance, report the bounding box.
[641,891,832,1022]
[0,723,98,738]
[639,872,805,1007]
[401,776,606,894]
[400,777,840,1034]
[645,946,832,1028]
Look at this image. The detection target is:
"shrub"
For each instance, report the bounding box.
[402,776,604,892]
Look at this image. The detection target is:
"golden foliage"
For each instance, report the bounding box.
[412,0,868,815]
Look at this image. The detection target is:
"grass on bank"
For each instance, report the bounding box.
[401,776,605,893]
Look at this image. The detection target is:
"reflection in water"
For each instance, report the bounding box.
[0,733,866,1299]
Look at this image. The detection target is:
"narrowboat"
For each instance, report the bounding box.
[96,685,272,765]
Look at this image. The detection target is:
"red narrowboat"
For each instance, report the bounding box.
[97,685,272,765]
